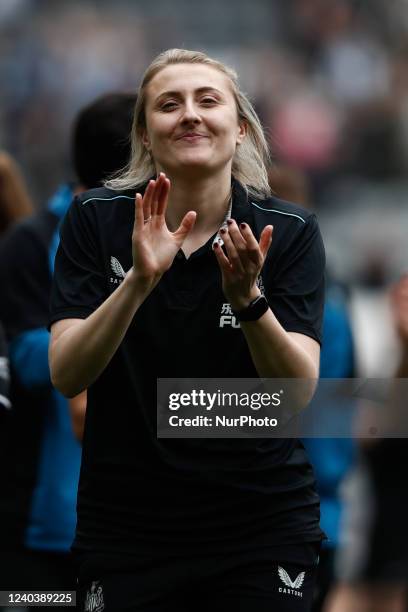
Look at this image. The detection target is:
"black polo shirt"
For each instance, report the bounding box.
[50,180,325,560]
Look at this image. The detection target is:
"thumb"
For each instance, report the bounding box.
[173,211,197,245]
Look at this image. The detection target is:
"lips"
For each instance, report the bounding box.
[176,132,208,141]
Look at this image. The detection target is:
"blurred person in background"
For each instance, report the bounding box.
[0,92,136,610]
[0,151,34,237]
[270,165,357,612]
[49,48,325,612]
[325,274,408,612]
[0,322,11,413]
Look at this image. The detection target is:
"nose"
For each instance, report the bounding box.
[180,100,202,125]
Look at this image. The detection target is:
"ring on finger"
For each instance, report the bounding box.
[144,216,152,224]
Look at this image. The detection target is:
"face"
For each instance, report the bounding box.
[141,63,246,177]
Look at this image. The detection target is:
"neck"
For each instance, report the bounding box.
[163,167,232,233]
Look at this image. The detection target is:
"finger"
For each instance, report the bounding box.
[220,228,245,274]
[226,219,247,251]
[259,225,273,259]
[173,210,197,244]
[157,176,170,216]
[151,174,165,216]
[143,179,155,220]
[239,222,259,250]
[213,241,232,273]
[134,193,144,231]
[235,221,262,264]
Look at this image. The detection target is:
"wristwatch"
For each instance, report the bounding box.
[233,295,269,322]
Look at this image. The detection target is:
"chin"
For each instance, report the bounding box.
[168,154,216,172]
[180,150,213,163]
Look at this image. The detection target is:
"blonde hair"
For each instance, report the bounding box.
[105,49,271,199]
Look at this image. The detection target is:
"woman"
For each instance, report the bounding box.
[49,49,325,612]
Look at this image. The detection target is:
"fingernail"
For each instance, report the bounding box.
[240,223,246,229]
[220,228,226,234]
[227,219,233,225]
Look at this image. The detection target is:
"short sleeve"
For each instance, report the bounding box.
[49,197,107,327]
[266,214,325,344]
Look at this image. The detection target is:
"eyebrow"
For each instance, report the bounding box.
[154,87,224,103]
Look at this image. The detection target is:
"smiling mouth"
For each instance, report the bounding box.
[176,133,208,141]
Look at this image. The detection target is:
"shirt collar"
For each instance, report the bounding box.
[212,178,251,248]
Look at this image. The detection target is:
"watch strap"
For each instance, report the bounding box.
[233,295,269,322]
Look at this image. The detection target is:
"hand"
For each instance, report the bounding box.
[131,173,196,291]
[213,219,273,311]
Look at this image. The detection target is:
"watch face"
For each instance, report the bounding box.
[235,295,269,322]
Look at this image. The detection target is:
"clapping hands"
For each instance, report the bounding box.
[213,219,273,311]
[131,173,196,291]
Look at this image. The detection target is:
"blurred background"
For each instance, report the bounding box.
[2,0,408,288]
[1,1,408,609]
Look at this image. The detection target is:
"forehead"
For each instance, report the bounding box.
[146,63,234,101]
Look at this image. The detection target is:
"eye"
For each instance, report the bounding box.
[161,101,178,111]
[200,96,218,106]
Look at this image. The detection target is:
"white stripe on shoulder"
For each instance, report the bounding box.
[81,195,134,206]
[251,202,306,224]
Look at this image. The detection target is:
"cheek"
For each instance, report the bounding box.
[154,120,179,146]
[145,114,170,141]
[217,114,241,139]
[149,123,165,142]
[220,125,241,149]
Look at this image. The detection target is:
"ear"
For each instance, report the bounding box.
[142,128,151,151]
[236,120,247,145]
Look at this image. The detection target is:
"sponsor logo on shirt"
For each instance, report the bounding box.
[110,256,126,285]
[257,274,265,295]
[278,566,305,598]
[84,580,105,611]
[219,303,240,328]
